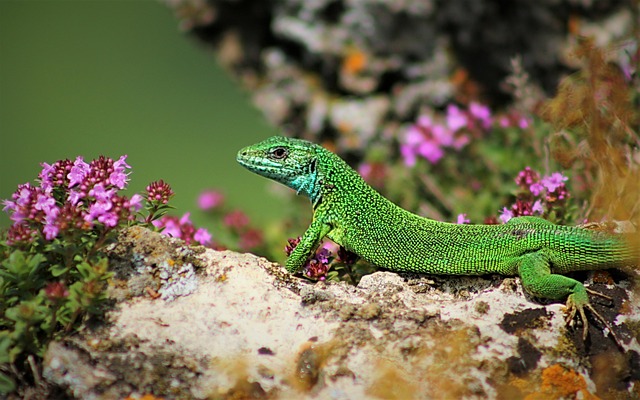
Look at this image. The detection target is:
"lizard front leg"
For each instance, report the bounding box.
[285,218,332,273]
[514,250,622,346]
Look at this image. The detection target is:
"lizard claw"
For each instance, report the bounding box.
[564,292,624,349]
[585,287,613,301]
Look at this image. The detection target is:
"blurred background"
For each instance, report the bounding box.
[0,1,282,229]
[1,0,637,256]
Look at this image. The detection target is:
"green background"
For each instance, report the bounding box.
[0,0,283,231]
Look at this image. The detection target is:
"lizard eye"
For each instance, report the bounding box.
[270,147,288,159]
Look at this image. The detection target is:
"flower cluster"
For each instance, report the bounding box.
[499,167,570,223]
[283,238,360,281]
[146,179,174,205]
[401,102,493,166]
[194,189,266,253]
[222,210,264,251]
[3,156,142,245]
[152,212,212,246]
[284,237,331,280]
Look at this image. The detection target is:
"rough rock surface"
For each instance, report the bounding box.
[42,226,640,399]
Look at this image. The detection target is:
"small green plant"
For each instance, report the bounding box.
[0,156,210,394]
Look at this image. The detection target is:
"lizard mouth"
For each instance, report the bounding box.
[236,151,299,176]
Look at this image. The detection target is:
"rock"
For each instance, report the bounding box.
[42,227,640,398]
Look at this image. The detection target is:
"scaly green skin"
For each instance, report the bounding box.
[237,136,638,340]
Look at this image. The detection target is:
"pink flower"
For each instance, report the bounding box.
[532,200,544,214]
[179,212,192,225]
[156,218,181,238]
[89,184,116,202]
[198,190,224,211]
[41,204,60,239]
[518,117,530,129]
[469,102,492,129]
[68,190,83,206]
[68,157,90,188]
[109,155,130,189]
[98,212,119,227]
[541,173,568,192]
[34,193,55,212]
[400,144,418,167]
[446,104,468,132]
[499,207,513,223]
[129,194,143,211]
[194,228,212,245]
[224,210,249,230]
[529,182,544,196]
[417,140,445,164]
[2,199,16,213]
[456,214,470,224]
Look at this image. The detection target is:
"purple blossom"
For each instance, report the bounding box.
[303,259,329,281]
[109,155,130,189]
[155,217,182,238]
[532,200,544,214]
[529,182,544,196]
[85,199,113,223]
[39,162,56,191]
[97,212,119,227]
[89,184,116,202]
[2,199,16,213]
[446,104,467,132]
[456,213,470,224]
[129,193,143,211]
[198,190,224,211]
[541,173,568,192]
[315,248,332,264]
[515,167,540,188]
[34,193,55,212]
[499,207,513,223]
[43,220,60,240]
[179,212,192,225]
[16,184,33,206]
[469,102,492,129]
[68,157,90,188]
[109,171,128,189]
[400,144,418,167]
[68,190,83,206]
[194,228,212,245]
[416,140,445,164]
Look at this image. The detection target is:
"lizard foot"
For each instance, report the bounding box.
[564,292,623,349]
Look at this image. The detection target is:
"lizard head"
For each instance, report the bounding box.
[237,136,322,202]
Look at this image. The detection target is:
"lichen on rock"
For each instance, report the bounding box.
[34,226,640,399]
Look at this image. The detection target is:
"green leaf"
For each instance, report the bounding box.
[0,371,16,394]
[50,264,69,277]
[76,262,93,280]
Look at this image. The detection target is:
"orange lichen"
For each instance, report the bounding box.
[124,395,165,400]
[524,364,599,400]
[592,270,614,285]
[365,360,418,399]
[289,340,340,392]
[342,49,367,75]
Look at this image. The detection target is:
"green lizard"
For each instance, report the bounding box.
[237,136,638,344]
